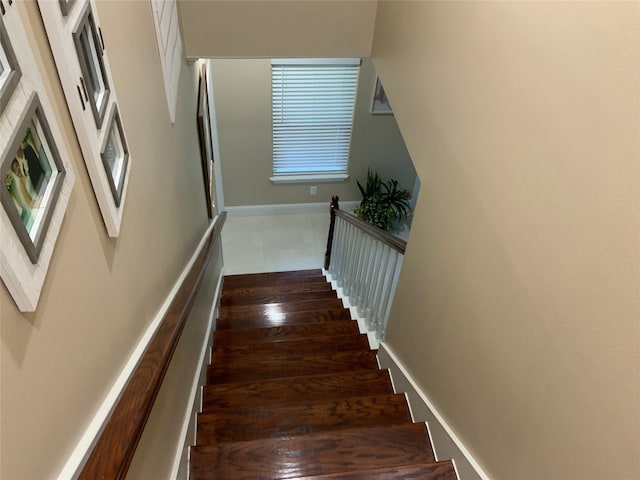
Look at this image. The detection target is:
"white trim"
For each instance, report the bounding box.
[169,270,224,480]
[225,201,360,217]
[269,174,349,184]
[377,342,491,480]
[271,58,361,66]
[56,221,217,480]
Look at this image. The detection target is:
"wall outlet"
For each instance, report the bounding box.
[309,186,317,195]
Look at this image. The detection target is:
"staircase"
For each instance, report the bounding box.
[189,269,458,480]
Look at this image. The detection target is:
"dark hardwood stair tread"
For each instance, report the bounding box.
[292,460,457,480]
[208,349,379,384]
[219,298,345,322]
[196,393,411,444]
[202,369,394,412]
[189,423,435,480]
[221,282,334,303]
[213,320,360,346]
[223,270,324,288]
[216,307,351,331]
[221,289,337,307]
[213,334,370,358]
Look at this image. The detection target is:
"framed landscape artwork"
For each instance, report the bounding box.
[196,64,214,219]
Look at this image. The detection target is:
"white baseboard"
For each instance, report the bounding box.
[377,342,491,480]
[225,201,360,217]
[56,221,218,480]
[170,269,224,480]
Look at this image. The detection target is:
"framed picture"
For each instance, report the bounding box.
[1,93,66,264]
[196,64,214,219]
[1,1,75,311]
[0,16,21,114]
[371,76,393,115]
[100,105,129,207]
[73,3,109,128]
[58,0,75,16]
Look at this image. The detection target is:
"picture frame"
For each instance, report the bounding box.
[1,93,66,264]
[371,76,393,115]
[73,2,109,128]
[0,16,21,114]
[1,1,75,312]
[40,0,130,237]
[196,64,214,219]
[100,105,129,207]
[58,0,75,16]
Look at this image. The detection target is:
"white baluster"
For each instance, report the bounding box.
[361,241,382,329]
[376,249,400,340]
[370,244,391,333]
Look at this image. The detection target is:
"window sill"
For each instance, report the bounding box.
[269,174,350,184]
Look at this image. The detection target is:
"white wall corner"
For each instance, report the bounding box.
[377,342,492,480]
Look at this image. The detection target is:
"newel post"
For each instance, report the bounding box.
[324,196,340,270]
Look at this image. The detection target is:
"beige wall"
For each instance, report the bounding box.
[126,237,223,480]
[374,2,640,479]
[0,1,210,479]
[178,0,377,59]
[211,58,416,207]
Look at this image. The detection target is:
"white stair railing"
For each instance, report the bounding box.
[324,196,406,341]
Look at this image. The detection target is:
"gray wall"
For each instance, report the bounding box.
[211,58,417,207]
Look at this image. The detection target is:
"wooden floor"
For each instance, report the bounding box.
[190,269,458,480]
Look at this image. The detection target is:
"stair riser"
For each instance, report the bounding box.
[202,370,395,412]
[212,334,370,358]
[207,351,379,384]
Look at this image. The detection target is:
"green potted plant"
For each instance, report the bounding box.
[354,169,411,231]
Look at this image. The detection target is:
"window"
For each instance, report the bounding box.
[271,58,360,182]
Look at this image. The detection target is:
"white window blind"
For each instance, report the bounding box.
[271,59,359,179]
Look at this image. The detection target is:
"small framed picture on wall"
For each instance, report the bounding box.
[371,76,393,115]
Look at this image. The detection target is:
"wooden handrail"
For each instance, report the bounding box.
[325,197,406,270]
[77,212,227,480]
